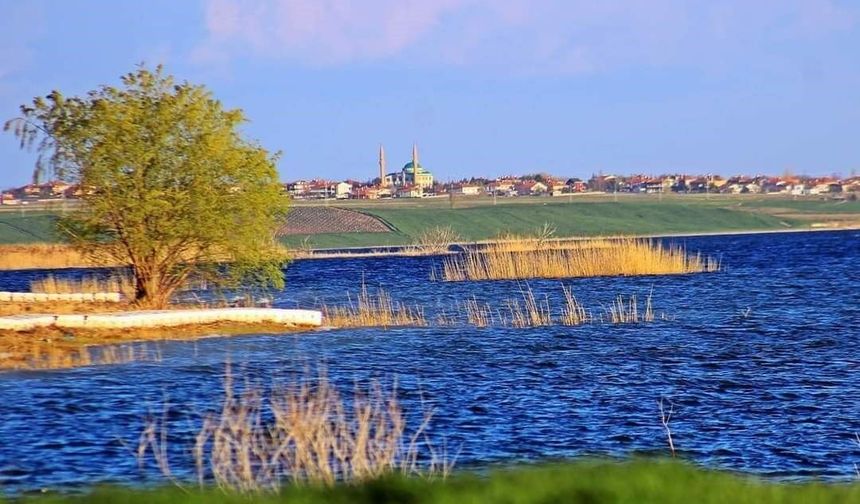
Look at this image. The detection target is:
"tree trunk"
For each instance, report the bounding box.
[133,265,173,309]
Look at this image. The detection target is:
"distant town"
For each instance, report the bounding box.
[2,144,858,205]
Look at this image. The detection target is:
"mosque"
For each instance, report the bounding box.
[379,144,434,189]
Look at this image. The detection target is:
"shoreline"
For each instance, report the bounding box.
[0,224,857,268]
[297,224,860,260]
[0,309,322,370]
[0,307,322,331]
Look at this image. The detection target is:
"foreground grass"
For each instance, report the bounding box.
[14,460,860,503]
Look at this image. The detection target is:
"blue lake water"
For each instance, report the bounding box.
[0,230,858,492]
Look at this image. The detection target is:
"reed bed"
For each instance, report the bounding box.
[0,244,101,270]
[30,273,135,297]
[322,284,427,328]
[452,284,662,328]
[441,238,719,282]
[138,368,451,492]
[318,283,662,329]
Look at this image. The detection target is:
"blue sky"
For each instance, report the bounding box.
[1,0,859,187]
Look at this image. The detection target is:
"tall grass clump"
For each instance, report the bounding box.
[504,285,553,328]
[560,285,589,326]
[30,273,135,297]
[462,296,493,327]
[487,223,558,252]
[322,284,426,328]
[605,291,655,324]
[138,368,452,492]
[453,285,662,328]
[410,226,460,255]
[442,238,719,282]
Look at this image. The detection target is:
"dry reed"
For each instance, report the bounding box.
[504,285,553,328]
[322,284,426,328]
[462,296,493,327]
[560,285,589,326]
[138,368,452,492]
[0,244,102,270]
[409,226,460,255]
[605,291,655,324]
[453,284,661,328]
[489,223,558,252]
[433,309,457,326]
[30,273,135,298]
[442,238,719,282]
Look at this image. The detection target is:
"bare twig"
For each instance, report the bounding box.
[658,397,676,457]
[854,432,860,479]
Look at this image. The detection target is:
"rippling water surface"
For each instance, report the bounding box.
[0,230,859,491]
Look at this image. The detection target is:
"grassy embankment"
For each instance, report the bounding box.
[13,460,860,503]
[2,197,858,262]
[0,211,61,243]
[283,196,860,249]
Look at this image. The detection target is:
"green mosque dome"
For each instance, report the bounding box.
[402,161,427,173]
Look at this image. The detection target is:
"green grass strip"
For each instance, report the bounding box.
[16,460,860,504]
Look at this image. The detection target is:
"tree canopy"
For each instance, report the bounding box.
[4,65,290,308]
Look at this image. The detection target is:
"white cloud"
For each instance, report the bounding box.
[194,0,471,65]
[192,0,858,75]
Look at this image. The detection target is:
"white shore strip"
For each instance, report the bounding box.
[0,308,322,331]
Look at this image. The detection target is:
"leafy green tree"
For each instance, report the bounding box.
[5,65,289,308]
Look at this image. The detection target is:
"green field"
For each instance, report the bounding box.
[3,195,858,249]
[364,201,788,239]
[17,460,860,503]
[282,196,858,249]
[0,212,62,244]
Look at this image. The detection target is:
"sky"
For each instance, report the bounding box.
[1,0,859,187]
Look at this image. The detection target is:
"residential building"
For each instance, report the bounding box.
[335,181,352,199]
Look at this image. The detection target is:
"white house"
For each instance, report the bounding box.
[810,182,842,195]
[451,184,481,196]
[789,183,809,196]
[335,181,353,199]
